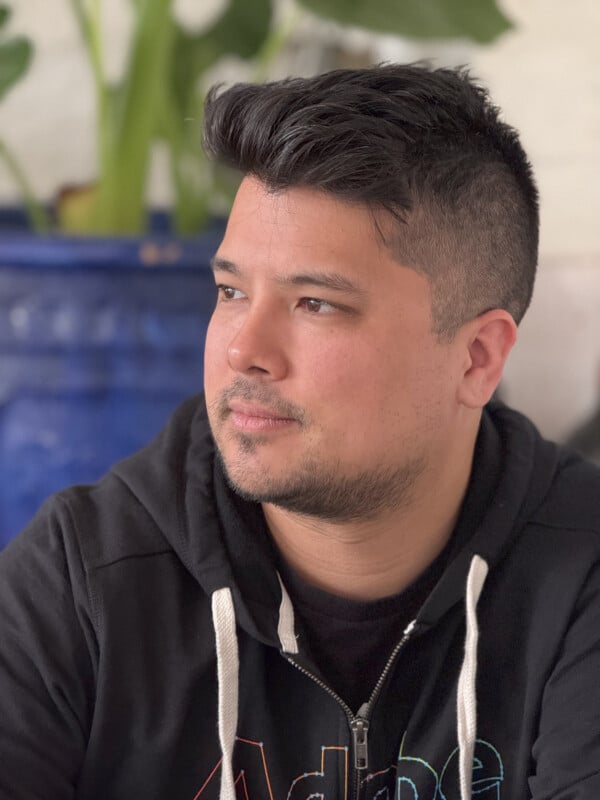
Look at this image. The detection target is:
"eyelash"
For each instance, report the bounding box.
[217,285,244,301]
[297,297,335,314]
[216,285,338,315]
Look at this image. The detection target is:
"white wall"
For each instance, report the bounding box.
[1,0,599,440]
[468,0,600,439]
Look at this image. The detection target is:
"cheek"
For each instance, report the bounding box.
[296,336,396,431]
[203,316,229,393]
[297,333,361,392]
[310,335,447,426]
[310,333,399,392]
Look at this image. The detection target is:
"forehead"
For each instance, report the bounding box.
[218,177,393,278]
[216,177,436,333]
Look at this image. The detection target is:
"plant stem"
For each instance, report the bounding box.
[66,0,112,232]
[87,0,112,189]
[94,0,174,233]
[87,0,106,90]
[68,0,106,107]
[158,84,210,235]
[0,138,51,232]
[68,0,90,47]
[252,6,303,83]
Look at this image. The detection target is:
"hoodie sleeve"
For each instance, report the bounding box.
[529,557,600,799]
[0,495,97,800]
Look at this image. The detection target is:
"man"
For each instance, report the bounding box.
[1,64,599,800]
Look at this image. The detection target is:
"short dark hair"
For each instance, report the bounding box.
[203,63,539,339]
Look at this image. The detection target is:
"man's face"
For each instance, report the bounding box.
[204,177,464,522]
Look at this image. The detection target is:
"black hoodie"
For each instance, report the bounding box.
[1,396,600,800]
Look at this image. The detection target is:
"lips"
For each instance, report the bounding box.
[227,400,297,433]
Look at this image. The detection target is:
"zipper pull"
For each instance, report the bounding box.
[350,716,370,770]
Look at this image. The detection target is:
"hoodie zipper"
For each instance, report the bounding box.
[284,618,417,800]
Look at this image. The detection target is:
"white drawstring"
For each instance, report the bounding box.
[211,588,239,800]
[211,577,298,800]
[212,562,486,800]
[457,555,489,800]
[277,574,299,655]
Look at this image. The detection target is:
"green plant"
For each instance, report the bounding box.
[1,0,511,236]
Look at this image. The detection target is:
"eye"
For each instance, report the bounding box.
[299,297,336,314]
[217,284,246,301]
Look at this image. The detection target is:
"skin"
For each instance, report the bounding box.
[204,176,516,601]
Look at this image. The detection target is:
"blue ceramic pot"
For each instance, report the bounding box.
[0,213,224,545]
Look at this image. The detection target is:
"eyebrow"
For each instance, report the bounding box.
[210,257,239,275]
[210,257,366,297]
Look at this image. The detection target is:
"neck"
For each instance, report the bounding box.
[263,432,478,602]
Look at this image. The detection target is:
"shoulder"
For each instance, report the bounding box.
[488,402,600,538]
[530,448,600,537]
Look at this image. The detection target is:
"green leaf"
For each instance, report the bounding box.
[170,0,273,117]
[208,0,273,59]
[0,6,10,29]
[161,0,273,233]
[296,0,512,44]
[0,37,32,100]
[90,0,175,233]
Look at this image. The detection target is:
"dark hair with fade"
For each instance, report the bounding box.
[203,63,539,340]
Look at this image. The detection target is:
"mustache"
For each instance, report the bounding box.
[214,378,307,423]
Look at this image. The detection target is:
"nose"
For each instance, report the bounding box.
[227,306,288,380]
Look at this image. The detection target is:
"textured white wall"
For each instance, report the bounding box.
[1,0,599,440]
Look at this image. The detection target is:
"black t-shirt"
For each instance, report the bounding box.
[276,415,502,714]
[277,545,449,714]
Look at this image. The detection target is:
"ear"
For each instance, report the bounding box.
[457,310,517,409]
